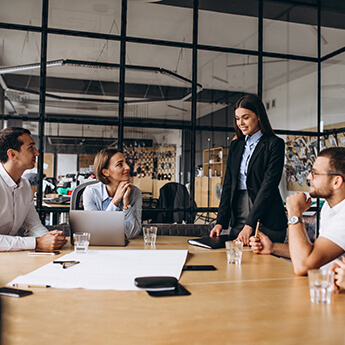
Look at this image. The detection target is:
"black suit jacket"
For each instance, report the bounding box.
[217,134,287,232]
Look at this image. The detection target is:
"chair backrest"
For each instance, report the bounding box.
[70,180,98,210]
[153,182,196,224]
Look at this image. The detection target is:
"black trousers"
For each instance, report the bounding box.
[230,190,286,243]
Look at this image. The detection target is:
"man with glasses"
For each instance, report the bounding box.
[0,127,67,251]
[250,147,345,275]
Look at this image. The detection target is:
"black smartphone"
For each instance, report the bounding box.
[0,287,33,298]
[183,265,216,271]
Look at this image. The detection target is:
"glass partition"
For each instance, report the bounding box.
[263,0,318,58]
[46,34,120,118]
[263,58,318,131]
[321,1,345,56]
[125,42,192,121]
[321,52,345,132]
[0,0,42,26]
[199,7,258,50]
[49,0,121,35]
[0,29,42,118]
[127,1,192,43]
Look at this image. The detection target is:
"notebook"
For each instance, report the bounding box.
[187,234,236,249]
[69,210,127,246]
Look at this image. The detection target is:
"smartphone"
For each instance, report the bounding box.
[0,287,33,298]
[28,250,60,256]
[183,265,216,271]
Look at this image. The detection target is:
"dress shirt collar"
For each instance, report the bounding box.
[245,130,263,146]
[0,163,22,189]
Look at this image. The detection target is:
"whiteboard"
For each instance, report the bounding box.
[57,154,77,176]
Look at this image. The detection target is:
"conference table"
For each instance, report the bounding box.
[1,236,345,345]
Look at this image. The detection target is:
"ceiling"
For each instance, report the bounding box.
[1,0,345,124]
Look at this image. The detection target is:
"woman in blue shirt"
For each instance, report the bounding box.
[83,148,142,238]
[210,94,287,245]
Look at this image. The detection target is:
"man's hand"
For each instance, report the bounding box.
[36,230,67,251]
[236,225,253,246]
[286,192,312,217]
[249,231,274,255]
[330,257,345,294]
[210,224,223,237]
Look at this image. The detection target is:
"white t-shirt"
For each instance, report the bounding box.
[319,198,345,270]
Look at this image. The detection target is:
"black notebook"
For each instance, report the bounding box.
[188,234,235,249]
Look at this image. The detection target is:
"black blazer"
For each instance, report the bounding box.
[217,134,287,232]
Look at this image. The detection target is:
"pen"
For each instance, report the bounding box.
[254,221,260,238]
[62,261,79,269]
[13,284,51,288]
[53,260,78,264]
[53,260,80,268]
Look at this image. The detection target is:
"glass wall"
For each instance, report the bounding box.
[2,0,344,225]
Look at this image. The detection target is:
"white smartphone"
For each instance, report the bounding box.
[28,250,60,256]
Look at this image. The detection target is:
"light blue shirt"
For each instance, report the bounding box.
[83,182,142,239]
[237,130,263,190]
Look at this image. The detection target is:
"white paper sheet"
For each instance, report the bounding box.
[8,250,188,291]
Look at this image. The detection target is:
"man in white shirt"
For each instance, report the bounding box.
[250,147,345,275]
[0,127,67,251]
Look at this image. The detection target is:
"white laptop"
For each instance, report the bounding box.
[69,210,127,246]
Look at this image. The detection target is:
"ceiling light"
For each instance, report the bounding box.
[0,60,64,75]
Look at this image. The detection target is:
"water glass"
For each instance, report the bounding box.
[226,240,243,264]
[143,226,157,246]
[308,269,334,304]
[73,232,91,254]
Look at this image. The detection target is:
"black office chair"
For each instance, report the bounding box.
[70,180,98,210]
[152,182,197,224]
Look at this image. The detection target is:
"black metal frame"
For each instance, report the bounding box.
[1,0,344,227]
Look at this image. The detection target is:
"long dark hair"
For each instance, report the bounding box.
[234,94,274,139]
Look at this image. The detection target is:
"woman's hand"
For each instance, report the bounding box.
[123,184,132,209]
[236,225,253,245]
[112,181,132,207]
[210,224,223,237]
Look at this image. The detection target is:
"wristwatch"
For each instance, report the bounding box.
[288,216,304,225]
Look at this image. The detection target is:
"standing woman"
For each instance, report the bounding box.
[210,94,287,245]
[83,148,142,239]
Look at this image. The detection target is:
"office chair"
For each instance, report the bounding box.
[70,180,98,210]
[153,182,197,224]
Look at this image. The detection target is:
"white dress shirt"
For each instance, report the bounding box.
[319,198,345,270]
[0,163,48,251]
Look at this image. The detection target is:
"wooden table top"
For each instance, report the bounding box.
[1,236,345,345]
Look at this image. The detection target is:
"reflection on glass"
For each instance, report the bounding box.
[263,1,317,57]
[0,0,42,26]
[49,0,121,34]
[127,1,192,43]
[199,9,257,50]
[263,58,317,131]
[321,53,345,130]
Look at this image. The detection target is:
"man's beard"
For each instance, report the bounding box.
[310,188,333,199]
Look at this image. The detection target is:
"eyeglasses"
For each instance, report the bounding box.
[308,171,342,179]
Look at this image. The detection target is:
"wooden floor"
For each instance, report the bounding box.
[1,236,345,345]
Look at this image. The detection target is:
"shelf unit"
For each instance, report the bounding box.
[202,147,228,179]
[195,147,228,208]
